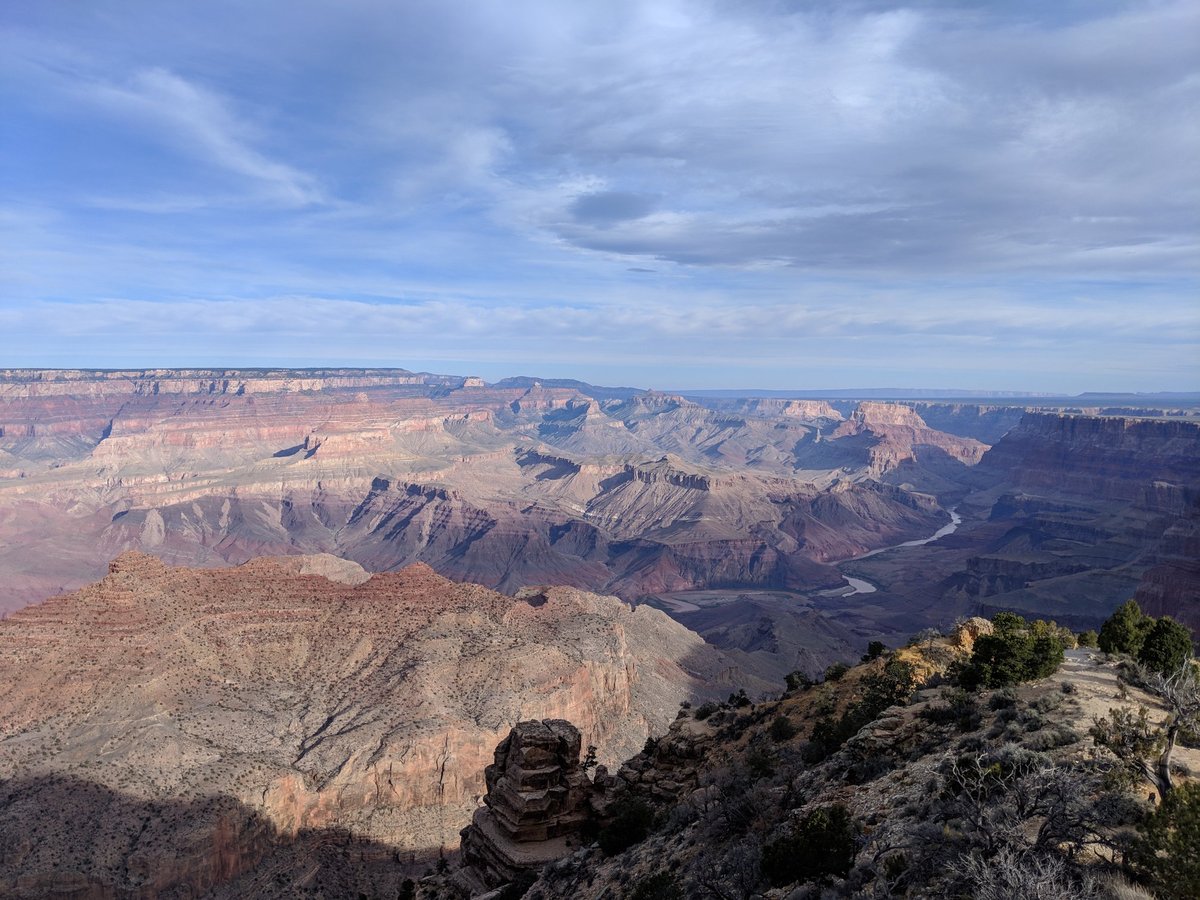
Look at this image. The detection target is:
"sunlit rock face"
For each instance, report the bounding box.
[0,370,970,614]
[0,552,749,897]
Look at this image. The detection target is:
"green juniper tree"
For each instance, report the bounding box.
[1138,617,1195,675]
[1097,599,1153,656]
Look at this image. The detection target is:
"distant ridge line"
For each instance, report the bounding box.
[680,388,1200,402]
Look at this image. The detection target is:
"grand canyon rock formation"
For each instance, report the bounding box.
[455,720,594,893]
[0,369,974,614]
[831,400,988,480]
[0,552,757,897]
[4,368,1196,673]
[832,412,1200,638]
[1,369,1198,898]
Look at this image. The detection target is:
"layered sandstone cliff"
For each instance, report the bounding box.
[0,372,966,614]
[1134,493,1200,635]
[978,413,1200,501]
[0,553,752,897]
[455,720,595,893]
[831,401,988,478]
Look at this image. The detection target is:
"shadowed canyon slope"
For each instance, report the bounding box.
[832,412,1200,639]
[0,551,761,896]
[0,369,984,614]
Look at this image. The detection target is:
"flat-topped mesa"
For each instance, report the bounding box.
[457,720,596,892]
[845,400,929,429]
[509,385,584,414]
[0,368,468,399]
[775,399,843,420]
[630,457,720,491]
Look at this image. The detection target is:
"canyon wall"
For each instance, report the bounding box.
[0,552,753,897]
[835,412,1200,637]
[0,370,978,614]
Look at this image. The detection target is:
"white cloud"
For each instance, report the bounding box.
[76,68,322,206]
[0,1,1196,389]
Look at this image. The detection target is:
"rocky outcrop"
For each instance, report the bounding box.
[456,721,595,892]
[499,642,1200,900]
[611,714,714,805]
[454,713,717,896]
[950,616,994,653]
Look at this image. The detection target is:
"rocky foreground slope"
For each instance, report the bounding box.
[434,635,1199,900]
[0,552,765,898]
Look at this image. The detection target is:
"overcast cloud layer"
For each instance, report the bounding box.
[1,0,1196,391]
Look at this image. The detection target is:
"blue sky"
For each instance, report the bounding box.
[1,0,1196,391]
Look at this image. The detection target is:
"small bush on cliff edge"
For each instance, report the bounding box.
[1098,600,1195,675]
[769,715,798,742]
[824,662,851,682]
[804,658,920,761]
[1134,781,1200,899]
[1138,617,1194,675]
[761,804,857,887]
[862,640,887,662]
[1099,600,1154,657]
[694,701,720,721]
[598,796,655,855]
[959,613,1065,689]
[495,870,537,899]
[629,871,683,900]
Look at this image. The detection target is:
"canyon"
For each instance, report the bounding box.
[0,368,981,616]
[0,369,1197,897]
[0,551,763,897]
[825,412,1200,647]
[2,368,1197,668]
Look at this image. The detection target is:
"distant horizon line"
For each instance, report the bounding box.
[0,366,1196,401]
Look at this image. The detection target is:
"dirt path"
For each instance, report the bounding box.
[1049,648,1200,777]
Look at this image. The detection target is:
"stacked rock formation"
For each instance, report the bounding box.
[457,720,595,894]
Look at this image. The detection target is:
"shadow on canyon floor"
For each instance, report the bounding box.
[0,773,440,899]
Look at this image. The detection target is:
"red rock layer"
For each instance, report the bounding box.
[0,552,749,896]
[0,374,965,613]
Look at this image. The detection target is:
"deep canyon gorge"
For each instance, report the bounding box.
[0,368,1197,897]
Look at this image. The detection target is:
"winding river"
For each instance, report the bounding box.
[834,506,962,596]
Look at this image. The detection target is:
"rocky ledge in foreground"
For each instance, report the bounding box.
[432,623,1199,900]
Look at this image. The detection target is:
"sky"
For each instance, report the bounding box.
[1,1,1197,392]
